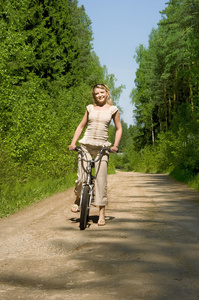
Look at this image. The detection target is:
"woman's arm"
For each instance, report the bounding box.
[111,110,122,152]
[68,111,88,150]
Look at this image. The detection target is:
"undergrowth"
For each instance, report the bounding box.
[0,173,77,218]
[0,156,116,218]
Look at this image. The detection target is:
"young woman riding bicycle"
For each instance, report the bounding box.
[68,83,122,226]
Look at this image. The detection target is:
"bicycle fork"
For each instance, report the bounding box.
[79,163,95,210]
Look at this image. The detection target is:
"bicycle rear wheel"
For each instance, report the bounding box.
[80,185,90,230]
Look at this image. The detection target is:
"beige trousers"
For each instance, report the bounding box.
[74,144,109,206]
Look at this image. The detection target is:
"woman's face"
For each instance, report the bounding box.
[94,87,108,105]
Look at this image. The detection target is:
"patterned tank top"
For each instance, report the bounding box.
[79,104,118,147]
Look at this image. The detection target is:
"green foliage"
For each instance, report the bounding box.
[126,0,199,191]
[131,0,199,148]
[107,155,116,174]
[0,0,127,217]
[0,173,77,218]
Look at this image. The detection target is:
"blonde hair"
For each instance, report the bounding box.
[91,84,113,105]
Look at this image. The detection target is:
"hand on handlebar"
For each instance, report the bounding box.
[110,146,118,153]
[68,144,76,151]
[68,144,118,153]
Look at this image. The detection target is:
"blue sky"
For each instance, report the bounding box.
[77,0,167,126]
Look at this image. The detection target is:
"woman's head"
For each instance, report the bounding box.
[91,84,113,105]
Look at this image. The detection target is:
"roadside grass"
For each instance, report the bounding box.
[1,154,198,219]
[0,156,116,218]
[170,167,199,191]
[108,154,116,174]
[0,173,77,218]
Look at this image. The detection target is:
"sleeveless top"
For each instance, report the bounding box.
[79,104,118,147]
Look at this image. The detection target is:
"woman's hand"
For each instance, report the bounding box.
[110,145,118,153]
[68,144,76,150]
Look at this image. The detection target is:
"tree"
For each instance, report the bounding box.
[129,0,199,177]
[131,0,199,149]
[0,0,107,183]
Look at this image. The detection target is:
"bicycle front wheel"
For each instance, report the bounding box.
[80,185,90,230]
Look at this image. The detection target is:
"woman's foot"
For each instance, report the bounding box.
[98,205,105,226]
[71,196,80,213]
[71,204,79,213]
[98,219,105,226]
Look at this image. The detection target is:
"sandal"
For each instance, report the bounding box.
[71,204,79,213]
[98,219,105,226]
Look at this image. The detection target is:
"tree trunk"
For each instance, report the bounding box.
[164,82,168,132]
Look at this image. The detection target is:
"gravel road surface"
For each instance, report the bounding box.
[0,171,199,300]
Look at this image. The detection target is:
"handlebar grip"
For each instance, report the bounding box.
[106,148,118,153]
[109,150,118,153]
[68,146,80,151]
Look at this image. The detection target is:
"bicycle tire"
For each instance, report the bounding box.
[80,185,90,230]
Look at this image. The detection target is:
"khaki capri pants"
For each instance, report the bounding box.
[74,144,109,206]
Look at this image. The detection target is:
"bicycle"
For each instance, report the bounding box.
[72,145,112,230]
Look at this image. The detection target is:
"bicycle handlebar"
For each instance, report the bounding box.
[74,145,113,163]
[68,145,117,163]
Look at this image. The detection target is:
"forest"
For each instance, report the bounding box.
[0,0,198,217]
[127,0,199,183]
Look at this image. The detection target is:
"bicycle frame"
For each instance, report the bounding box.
[76,145,110,211]
[70,145,112,229]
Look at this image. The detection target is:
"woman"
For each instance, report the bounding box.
[68,84,122,226]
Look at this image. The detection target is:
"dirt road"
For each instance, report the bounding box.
[0,171,199,300]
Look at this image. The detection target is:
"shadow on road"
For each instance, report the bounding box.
[0,172,199,299]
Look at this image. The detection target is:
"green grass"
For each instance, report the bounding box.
[0,173,77,218]
[108,154,116,174]
[0,157,117,218]
[170,167,199,191]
